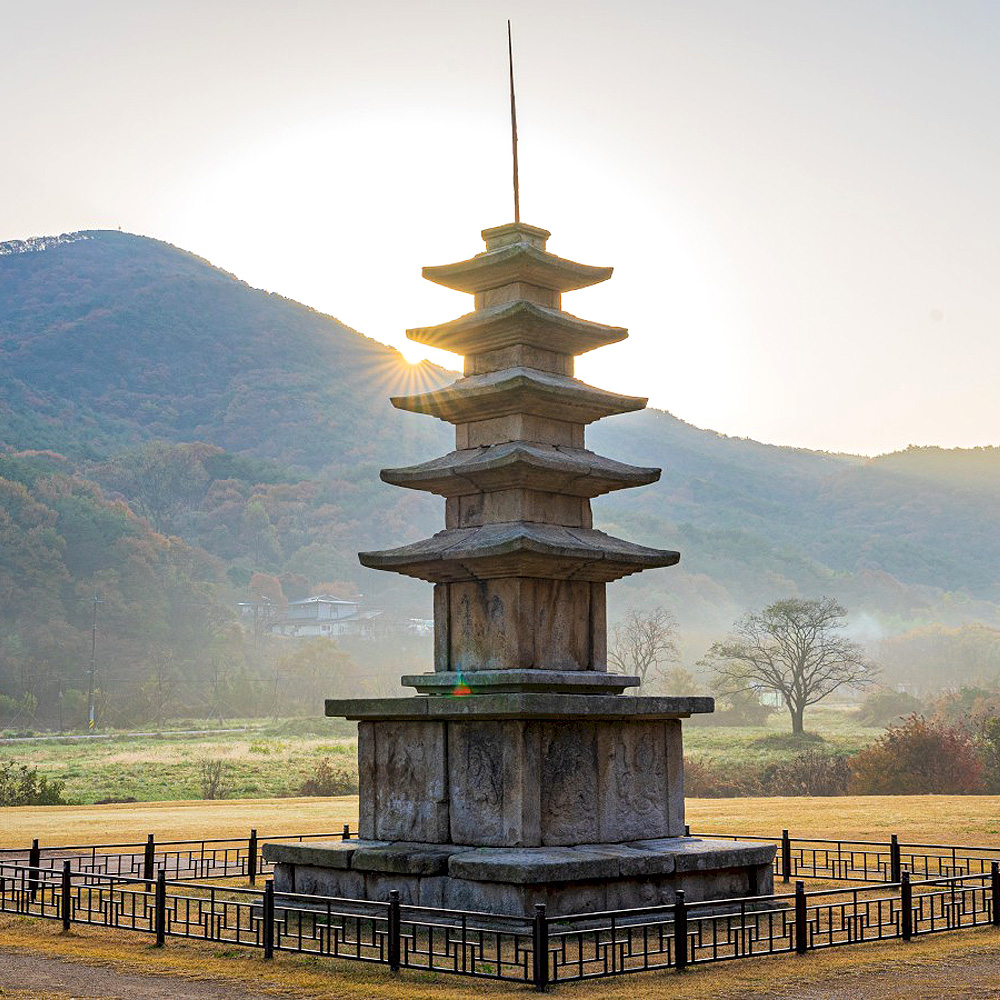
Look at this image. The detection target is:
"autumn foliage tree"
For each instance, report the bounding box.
[849,715,986,794]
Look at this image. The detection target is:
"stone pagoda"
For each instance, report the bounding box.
[265,222,774,916]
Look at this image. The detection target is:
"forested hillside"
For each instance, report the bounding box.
[1,230,999,725]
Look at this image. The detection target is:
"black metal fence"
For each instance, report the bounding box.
[12,826,1000,892]
[690,829,1000,885]
[2,857,999,989]
[0,825,355,885]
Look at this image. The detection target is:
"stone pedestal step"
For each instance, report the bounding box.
[325,692,713,721]
[401,670,640,695]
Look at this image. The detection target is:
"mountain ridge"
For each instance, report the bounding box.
[2,230,998,643]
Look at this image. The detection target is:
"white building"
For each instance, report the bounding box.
[269,595,383,639]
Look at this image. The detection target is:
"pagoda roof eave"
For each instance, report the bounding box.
[406,300,628,357]
[390,368,647,425]
[358,524,680,584]
[422,243,613,294]
[380,443,661,498]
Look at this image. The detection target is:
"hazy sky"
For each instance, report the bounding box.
[3,0,999,456]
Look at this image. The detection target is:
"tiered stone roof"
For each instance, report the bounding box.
[360,221,678,694]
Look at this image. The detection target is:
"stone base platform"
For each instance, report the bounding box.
[263,837,775,919]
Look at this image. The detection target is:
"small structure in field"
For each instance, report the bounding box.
[264,220,773,916]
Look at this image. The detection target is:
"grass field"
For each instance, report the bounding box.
[0,718,360,803]
[1,705,881,805]
[685,703,884,766]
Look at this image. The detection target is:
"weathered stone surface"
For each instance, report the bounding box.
[597,721,671,842]
[447,720,540,847]
[539,722,600,843]
[421,235,612,296]
[402,670,638,695]
[358,522,680,584]
[630,837,777,872]
[368,721,449,843]
[438,578,599,674]
[476,282,561,311]
[665,718,685,835]
[391,367,646,425]
[262,839,380,869]
[457,412,584,448]
[282,864,367,900]
[407,300,627,359]
[380,442,660,499]
[445,488,591,529]
[326,693,715,721]
[357,721,376,839]
[268,838,776,919]
[450,846,621,883]
[465,344,573,376]
[350,842,459,875]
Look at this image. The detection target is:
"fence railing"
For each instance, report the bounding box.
[0,825,356,885]
[689,829,1000,885]
[7,827,1000,891]
[2,859,999,989]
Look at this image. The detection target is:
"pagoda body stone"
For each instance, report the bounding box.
[264,222,774,917]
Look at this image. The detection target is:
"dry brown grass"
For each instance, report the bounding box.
[685,794,1000,845]
[5,793,1000,849]
[0,796,358,847]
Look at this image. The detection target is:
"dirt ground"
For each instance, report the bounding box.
[2,918,1000,999]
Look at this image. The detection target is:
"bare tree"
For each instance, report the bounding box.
[704,597,876,734]
[608,607,680,689]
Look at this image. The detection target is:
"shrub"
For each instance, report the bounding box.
[0,762,67,805]
[754,732,825,750]
[855,689,925,727]
[979,716,1000,793]
[298,758,357,797]
[764,750,851,796]
[683,757,764,798]
[197,758,233,800]
[849,715,986,794]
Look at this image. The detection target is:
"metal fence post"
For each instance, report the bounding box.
[263,882,275,960]
[673,890,688,971]
[901,872,912,940]
[155,870,166,946]
[532,902,550,990]
[782,829,791,883]
[143,834,155,890]
[28,838,40,900]
[992,862,1000,927]
[387,889,401,972]
[890,834,901,885]
[342,823,351,841]
[795,881,808,954]
[684,824,690,836]
[248,829,258,886]
[61,860,71,932]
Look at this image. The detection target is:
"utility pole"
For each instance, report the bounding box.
[86,592,101,730]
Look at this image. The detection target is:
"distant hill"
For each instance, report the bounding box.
[2,230,999,659]
[0,230,450,471]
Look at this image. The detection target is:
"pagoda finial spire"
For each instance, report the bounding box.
[507,20,520,224]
